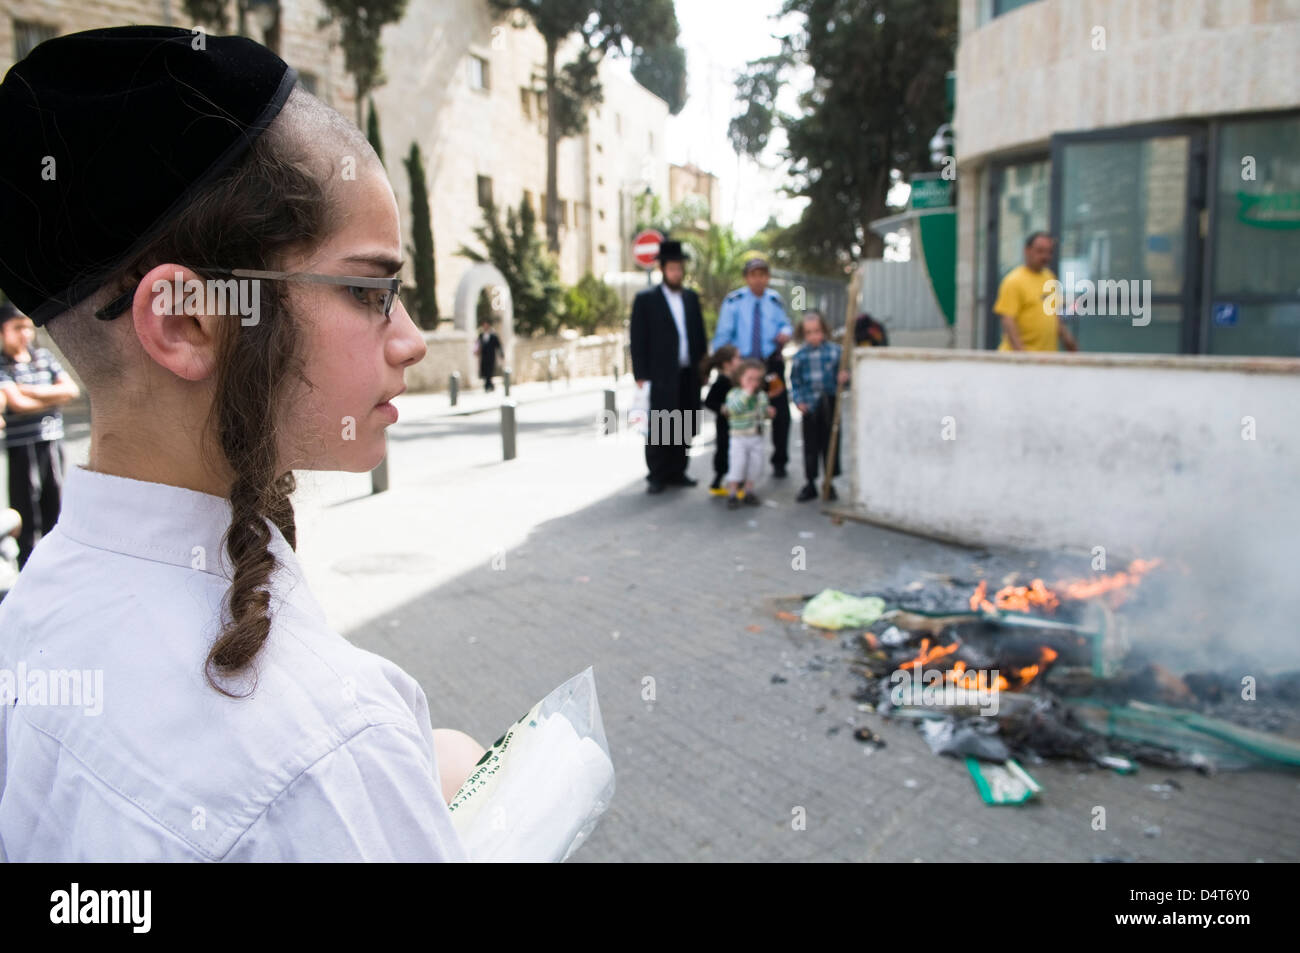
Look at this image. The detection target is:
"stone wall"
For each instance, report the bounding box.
[406,330,627,393]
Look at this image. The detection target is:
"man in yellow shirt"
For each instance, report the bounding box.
[994,232,1079,352]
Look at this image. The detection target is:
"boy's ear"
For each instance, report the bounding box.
[131,264,223,382]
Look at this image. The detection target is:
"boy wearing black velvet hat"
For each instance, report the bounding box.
[0,302,78,567]
[0,26,479,862]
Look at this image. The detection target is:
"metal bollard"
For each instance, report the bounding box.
[501,400,517,460]
[603,388,616,435]
[503,367,512,397]
[449,371,460,406]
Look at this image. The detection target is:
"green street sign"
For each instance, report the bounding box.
[910,176,953,210]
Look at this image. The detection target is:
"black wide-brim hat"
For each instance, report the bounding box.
[657,239,690,263]
[0,26,297,326]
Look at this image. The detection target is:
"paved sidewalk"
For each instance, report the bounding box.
[308,390,1299,863]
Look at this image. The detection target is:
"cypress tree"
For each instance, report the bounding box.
[403,142,438,329]
[366,97,384,166]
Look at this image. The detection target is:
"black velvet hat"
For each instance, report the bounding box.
[0,26,297,326]
[657,239,690,263]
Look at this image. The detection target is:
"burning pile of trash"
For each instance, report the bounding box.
[789,560,1300,804]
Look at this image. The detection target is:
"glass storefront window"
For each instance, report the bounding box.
[1059,136,1188,299]
[1208,115,1300,357]
[1213,118,1300,297]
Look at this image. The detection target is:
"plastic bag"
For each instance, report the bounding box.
[447,668,615,862]
[802,589,886,629]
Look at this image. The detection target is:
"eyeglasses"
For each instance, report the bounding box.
[94,268,403,321]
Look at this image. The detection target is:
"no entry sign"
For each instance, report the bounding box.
[632,229,663,270]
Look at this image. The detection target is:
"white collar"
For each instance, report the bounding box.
[57,465,297,582]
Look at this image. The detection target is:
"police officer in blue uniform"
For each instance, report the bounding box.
[711,257,794,477]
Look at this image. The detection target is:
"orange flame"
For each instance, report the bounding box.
[942,660,1010,692]
[900,638,961,671]
[1011,646,1059,688]
[968,559,1162,616]
[992,578,1060,614]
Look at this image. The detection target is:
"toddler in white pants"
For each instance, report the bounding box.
[722,360,775,509]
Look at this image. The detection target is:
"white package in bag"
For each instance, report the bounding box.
[447,667,615,862]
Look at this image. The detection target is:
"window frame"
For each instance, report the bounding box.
[1202,108,1300,355]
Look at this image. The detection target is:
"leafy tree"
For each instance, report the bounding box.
[729,0,956,267]
[317,0,409,125]
[632,40,687,114]
[403,143,438,329]
[562,274,622,334]
[366,98,385,166]
[457,195,563,338]
[488,0,687,253]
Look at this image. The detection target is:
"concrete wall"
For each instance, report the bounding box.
[850,348,1300,559]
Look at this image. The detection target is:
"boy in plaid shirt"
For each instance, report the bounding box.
[722,359,775,509]
[790,312,849,502]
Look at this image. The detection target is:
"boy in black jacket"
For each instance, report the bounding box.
[701,345,741,495]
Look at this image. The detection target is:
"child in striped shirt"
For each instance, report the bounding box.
[0,303,80,565]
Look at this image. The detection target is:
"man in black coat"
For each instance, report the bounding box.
[475,320,504,391]
[629,240,707,494]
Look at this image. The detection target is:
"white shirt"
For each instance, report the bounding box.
[661,284,689,367]
[0,466,467,862]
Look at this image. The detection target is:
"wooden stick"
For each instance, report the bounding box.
[821,270,860,502]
